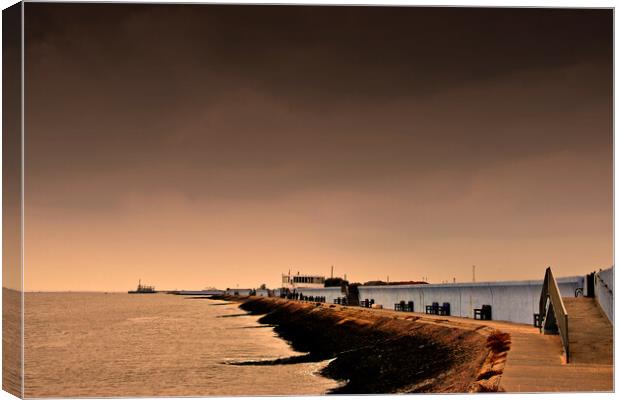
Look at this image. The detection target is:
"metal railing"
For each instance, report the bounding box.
[539,267,570,363]
[596,271,613,295]
[594,268,614,324]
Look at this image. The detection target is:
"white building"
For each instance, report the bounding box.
[281,273,326,290]
[225,288,253,296]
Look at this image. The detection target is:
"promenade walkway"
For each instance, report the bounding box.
[499,297,613,392]
[363,297,613,392]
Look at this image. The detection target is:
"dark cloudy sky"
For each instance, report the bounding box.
[23,4,612,291]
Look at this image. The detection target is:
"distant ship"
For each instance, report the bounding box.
[128,279,156,294]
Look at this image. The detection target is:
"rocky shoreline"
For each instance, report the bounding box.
[218,296,510,394]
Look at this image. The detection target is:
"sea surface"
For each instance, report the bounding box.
[24,293,339,397]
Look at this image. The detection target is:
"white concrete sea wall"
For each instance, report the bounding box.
[225,288,253,296]
[594,266,614,324]
[256,289,270,297]
[295,287,343,303]
[358,276,583,325]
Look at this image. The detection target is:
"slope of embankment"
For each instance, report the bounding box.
[228,296,510,394]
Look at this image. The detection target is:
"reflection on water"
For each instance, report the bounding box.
[24,293,338,397]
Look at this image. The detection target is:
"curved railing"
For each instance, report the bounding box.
[539,267,570,363]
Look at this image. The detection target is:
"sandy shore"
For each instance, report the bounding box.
[221,296,510,394]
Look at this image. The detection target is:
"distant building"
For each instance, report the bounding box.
[282,272,325,290]
[225,288,253,296]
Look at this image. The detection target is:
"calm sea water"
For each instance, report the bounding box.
[24,293,338,397]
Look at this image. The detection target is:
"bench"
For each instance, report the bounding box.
[438,302,450,316]
[425,302,439,315]
[334,297,347,305]
[474,304,492,320]
[533,313,542,328]
[393,300,414,312]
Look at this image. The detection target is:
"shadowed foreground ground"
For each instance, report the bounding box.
[227,296,509,394]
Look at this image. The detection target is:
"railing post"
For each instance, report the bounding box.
[565,314,569,363]
[539,267,570,363]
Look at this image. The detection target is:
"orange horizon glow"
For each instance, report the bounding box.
[10,5,612,292]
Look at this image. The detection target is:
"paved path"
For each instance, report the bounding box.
[355,299,613,392]
[564,297,613,365]
[498,297,613,392]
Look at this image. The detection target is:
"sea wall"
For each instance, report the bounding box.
[594,267,614,324]
[225,288,253,296]
[358,276,583,325]
[236,297,508,393]
[292,286,343,303]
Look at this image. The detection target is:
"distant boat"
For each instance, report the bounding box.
[128,279,156,294]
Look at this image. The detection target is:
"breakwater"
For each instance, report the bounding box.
[231,296,510,393]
